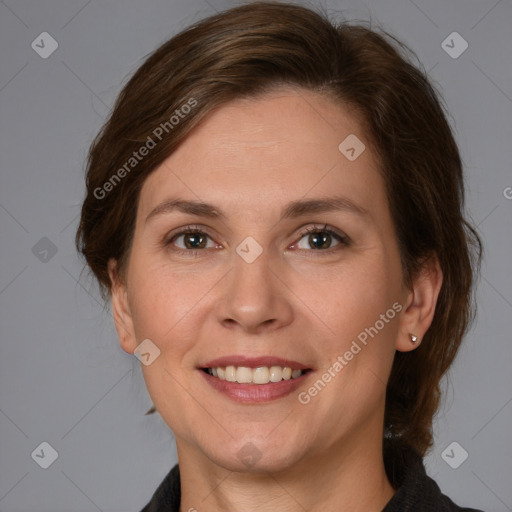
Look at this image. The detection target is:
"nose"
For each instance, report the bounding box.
[215,246,294,334]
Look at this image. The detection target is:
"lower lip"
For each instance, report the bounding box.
[199,370,310,403]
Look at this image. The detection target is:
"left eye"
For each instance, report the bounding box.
[170,230,217,250]
[293,227,346,250]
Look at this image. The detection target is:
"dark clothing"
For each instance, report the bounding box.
[381,441,483,512]
[141,464,180,512]
[141,441,484,511]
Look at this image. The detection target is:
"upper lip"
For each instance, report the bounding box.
[201,356,312,370]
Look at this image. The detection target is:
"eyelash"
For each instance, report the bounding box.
[164,223,351,257]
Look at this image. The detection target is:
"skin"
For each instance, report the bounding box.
[109,86,442,511]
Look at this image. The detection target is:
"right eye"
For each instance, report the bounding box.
[164,226,222,256]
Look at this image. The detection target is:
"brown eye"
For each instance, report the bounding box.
[183,232,207,249]
[294,226,348,251]
[306,231,334,249]
[168,229,216,251]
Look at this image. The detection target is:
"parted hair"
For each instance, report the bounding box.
[75,1,482,457]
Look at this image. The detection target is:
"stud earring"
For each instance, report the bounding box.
[409,333,419,344]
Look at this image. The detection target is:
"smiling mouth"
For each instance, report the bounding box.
[202,365,309,385]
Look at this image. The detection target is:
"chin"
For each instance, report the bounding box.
[205,437,307,474]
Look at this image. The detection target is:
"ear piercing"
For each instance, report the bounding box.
[409,333,419,344]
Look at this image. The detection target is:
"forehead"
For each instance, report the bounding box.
[138,87,386,222]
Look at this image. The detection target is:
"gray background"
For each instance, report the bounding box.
[0,0,511,510]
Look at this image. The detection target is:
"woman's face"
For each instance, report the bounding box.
[111,86,415,472]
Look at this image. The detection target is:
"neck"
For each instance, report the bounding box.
[178,428,395,512]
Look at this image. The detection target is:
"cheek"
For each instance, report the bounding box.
[129,264,216,419]
[291,254,400,341]
[289,254,401,409]
[301,264,399,426]
[127,257,224,354]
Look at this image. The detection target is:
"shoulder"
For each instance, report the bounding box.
[382,439,485,512]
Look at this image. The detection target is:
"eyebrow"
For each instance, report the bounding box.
[145,196,369,224]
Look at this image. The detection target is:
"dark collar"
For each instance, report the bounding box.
[140,463,180,512]
[382,439,483,511]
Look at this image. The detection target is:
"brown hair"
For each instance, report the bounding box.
[75,1,482,457]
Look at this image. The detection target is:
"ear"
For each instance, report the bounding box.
[396,253,443,352]
[108,258,138,354]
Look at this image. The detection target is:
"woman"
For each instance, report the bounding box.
[75,2,483,510]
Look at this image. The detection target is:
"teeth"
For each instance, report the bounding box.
[206,365,305,384]
[269,366,282,382]
[225,365,236,382]
[253,367,269,384]
[236,366,253,383]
